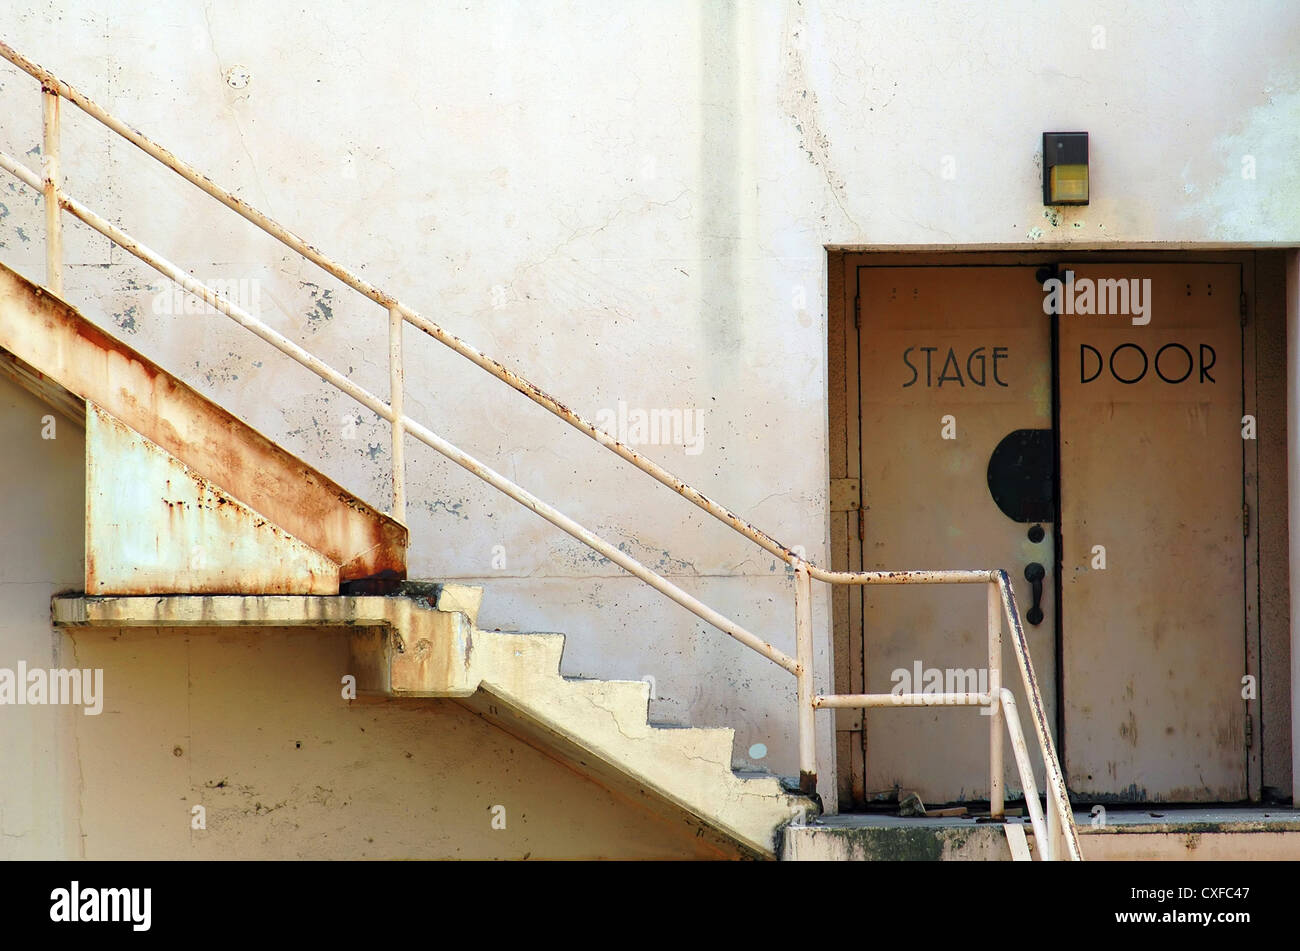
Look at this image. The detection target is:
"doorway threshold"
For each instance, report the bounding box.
[782,807,1300,860]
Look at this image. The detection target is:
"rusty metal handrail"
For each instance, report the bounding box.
[0,41,1079,857]
[0,144,801,679]
[807,569,1080,859]
[0,38,804,566]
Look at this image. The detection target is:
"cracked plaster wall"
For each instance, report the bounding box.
[0,1,1297,816]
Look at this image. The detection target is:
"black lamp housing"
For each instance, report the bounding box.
[1042,132,1089,205]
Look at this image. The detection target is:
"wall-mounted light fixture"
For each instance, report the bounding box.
[1043,132,1089,205]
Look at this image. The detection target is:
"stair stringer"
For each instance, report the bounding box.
[471,630,812,858]
[85,401,340,595]
[0,261,407,587]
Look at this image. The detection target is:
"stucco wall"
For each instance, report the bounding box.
[1,1,1298,801]
[67,624,724,860]
[0,383,741,860]
[0,379,83,858]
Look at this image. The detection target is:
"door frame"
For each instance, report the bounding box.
[829,249,1265,807]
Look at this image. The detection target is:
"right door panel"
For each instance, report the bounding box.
[1058,262,1245,802]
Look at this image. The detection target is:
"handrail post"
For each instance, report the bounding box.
[1046,787,1069,861]
[388,306,406,523]
[1045,788,1059,861]
[988,581,1004,820]
[998,689,1050,853]
[998,571,1083,859]
[794,561,817,795]
[41,85,62,297]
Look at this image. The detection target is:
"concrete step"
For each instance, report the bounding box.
[496,632,567,676]
[781,808,1300,860]
[563,678,652,735]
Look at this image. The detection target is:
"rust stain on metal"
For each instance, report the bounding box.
[86,403,340,595]
[339,570,402,595]
[0,261,405,585]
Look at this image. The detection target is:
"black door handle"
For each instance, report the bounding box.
[1024,562,1045,625]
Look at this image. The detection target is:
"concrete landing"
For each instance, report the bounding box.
[781,808,1300,861]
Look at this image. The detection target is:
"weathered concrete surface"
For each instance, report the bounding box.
[783,816,1014,861]
[782,809,1300,860]
[86,402,339,594]
[454,685,779,859]
[435,583,484,627]
[1078,807,1300,859]
[1082,832,1300,860]
[3,0,1298,808]
[55,591,814,858]
[348,604,477,698]
[0,262,406,586]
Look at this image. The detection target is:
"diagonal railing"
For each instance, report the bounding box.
[0,39,1080,858]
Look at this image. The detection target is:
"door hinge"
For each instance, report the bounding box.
[1245,713,1254,748]
[857,506,865,541]
[830,478,861,512]
[1240,292,1248,327]
[1243,502,1250,537]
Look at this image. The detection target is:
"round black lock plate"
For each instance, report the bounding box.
[987,429,1054,523]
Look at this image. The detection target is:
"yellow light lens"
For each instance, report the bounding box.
[1050,164,1089,203]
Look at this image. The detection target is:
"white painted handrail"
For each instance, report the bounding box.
[812,571,1080,860]
[0,40,1079,857]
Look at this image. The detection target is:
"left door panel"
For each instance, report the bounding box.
[858,266,1056,804]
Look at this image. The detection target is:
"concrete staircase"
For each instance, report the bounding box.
[402,587,814,858]
[54,588,814,858]
[3,260,813,858]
